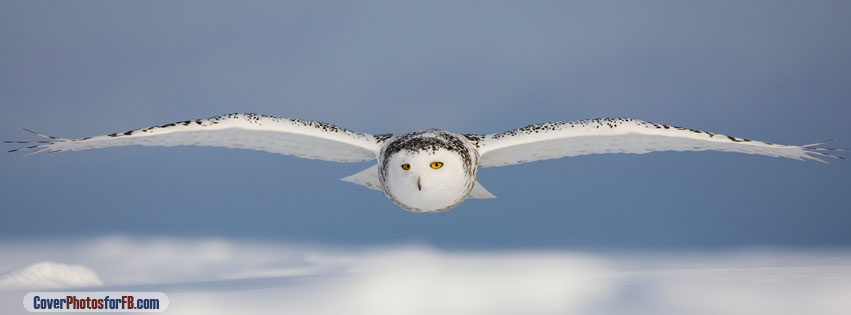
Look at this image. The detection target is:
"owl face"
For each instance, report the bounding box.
[382,147,473,212]
[377,129,479,212]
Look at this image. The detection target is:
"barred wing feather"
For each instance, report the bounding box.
[7,113,388,163]
[475,118,843,167]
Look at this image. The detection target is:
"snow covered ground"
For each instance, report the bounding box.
[1,236,850,314]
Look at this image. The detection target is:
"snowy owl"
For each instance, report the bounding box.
[6,113,844,212]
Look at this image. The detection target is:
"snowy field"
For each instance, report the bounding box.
[1,236,849,314]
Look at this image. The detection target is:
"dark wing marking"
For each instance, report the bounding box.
[6,113,387,162]
[477,118,844,167]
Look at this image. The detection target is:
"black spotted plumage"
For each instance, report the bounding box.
[380,129,475,177]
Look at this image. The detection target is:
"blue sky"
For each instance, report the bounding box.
[1,0,849,250]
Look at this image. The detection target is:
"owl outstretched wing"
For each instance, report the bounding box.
[474,118,844,167]
[7,113,392,162]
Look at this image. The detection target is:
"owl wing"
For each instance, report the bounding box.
[474,118,844,167]
[7,113,392,162]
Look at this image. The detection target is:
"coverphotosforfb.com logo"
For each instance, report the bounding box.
[23,292,169,313]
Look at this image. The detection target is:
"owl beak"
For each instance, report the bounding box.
[417,176,422,191]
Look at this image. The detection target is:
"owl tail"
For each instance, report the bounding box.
[340,164,382,191]
[468,181,497,199]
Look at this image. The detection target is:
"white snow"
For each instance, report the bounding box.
[1,237,850,315]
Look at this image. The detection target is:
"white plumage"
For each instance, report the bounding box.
[6,113,844,212]
[476,118,838,166]
[9,113,381,161]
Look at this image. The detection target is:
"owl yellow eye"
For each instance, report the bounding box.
[401,163,411,170]
[430,162,444,169]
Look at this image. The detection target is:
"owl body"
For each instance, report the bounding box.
[378,129,479,212]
